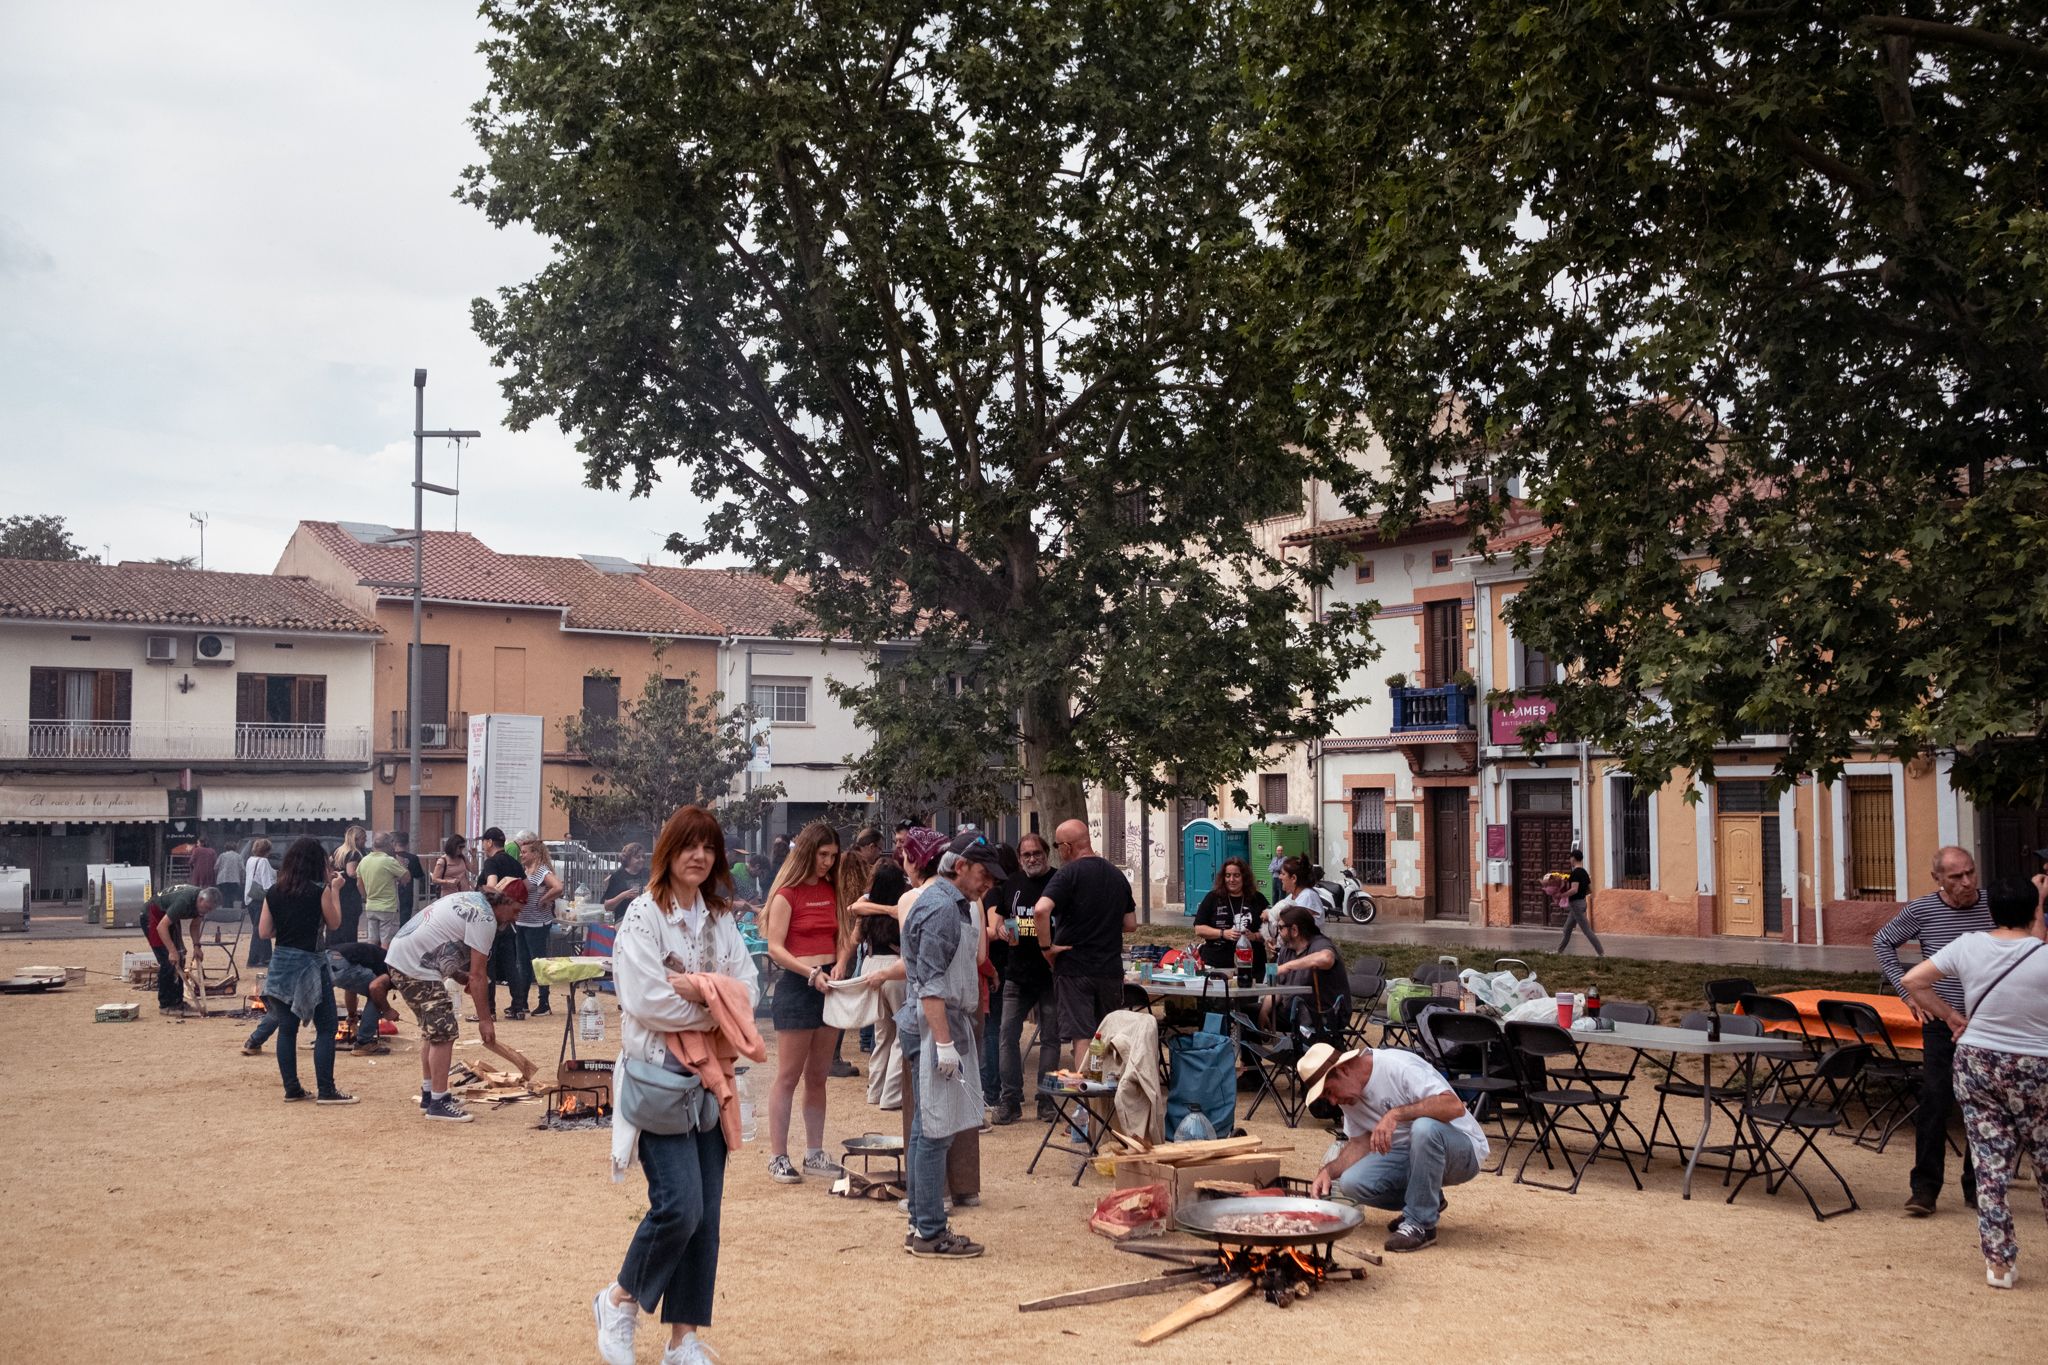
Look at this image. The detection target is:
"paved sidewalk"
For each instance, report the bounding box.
[1323,919,1897,975]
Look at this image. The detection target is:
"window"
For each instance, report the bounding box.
[1354,559,1374,584]
[1611,778,1651,889]
[1431,549,1452,571]
[582,674,621,724]
[1517,638,1557,689]
[1846,776,1896,899]
[1103,789,1127,864]
[27,667,132,757]
[749,680,809,724]
[235,674,327,759]
[1351,788,1388,884]
[1424,600,1465,687]
[1260,773,1289,815]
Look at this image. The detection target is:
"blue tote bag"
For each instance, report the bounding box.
[1165,1027,1237,1139]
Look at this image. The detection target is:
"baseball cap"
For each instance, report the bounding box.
[947,831,1006,877]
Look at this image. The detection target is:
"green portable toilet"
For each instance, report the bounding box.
[1248,816,1313,896]
[1181,818,1251,917]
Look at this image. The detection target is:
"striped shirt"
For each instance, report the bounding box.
[1873,890,1993,1012]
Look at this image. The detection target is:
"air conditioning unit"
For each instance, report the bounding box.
[418,723,449,748]
[194,632,236,665]
[144,635,177,664]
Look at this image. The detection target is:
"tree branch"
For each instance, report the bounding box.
[1857,16,2048,70]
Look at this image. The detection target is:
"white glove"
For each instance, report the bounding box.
[933,1040,962,1080]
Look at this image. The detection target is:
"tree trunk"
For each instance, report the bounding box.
[1020,680,1086,835]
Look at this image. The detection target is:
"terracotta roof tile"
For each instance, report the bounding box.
[641,566,819,637]
[501,555,724,635]
[0,559,380,633]
[1280,499,1472,547]
[298,521,565,608]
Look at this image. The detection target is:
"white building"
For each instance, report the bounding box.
[0,559,379,909]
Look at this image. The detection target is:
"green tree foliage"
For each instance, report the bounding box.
[465,0,1376,820]
[553,666,782,846]
[0,514,94,561]
[1255,1,2048,800]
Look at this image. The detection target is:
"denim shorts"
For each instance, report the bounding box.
[772,967,827,1031]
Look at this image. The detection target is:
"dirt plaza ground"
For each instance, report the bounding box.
[0,937,2038,1364]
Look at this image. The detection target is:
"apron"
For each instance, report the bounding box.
[915,902,984,1141]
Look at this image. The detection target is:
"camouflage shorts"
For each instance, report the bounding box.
[393,972,459,1044]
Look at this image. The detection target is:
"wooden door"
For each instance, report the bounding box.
[1424,601,1464,688]
[1985,799,2048,888]
[1428,788,1470,920]
[1510,780,1574,925]
[1716,814,1765,935]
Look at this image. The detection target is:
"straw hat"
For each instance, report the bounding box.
[1295,1041,1363,1108]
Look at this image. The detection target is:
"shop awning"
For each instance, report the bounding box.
[202,782,369,823]
[0,786,168,823]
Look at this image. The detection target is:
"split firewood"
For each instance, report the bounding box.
[1136,1278,1254,1345]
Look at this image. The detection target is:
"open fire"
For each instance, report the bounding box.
[1212,1242,1353,1306]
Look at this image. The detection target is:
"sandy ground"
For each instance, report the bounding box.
[0,938,2039,1365]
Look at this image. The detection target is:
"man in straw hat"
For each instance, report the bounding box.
[1298,1041,1488,1253]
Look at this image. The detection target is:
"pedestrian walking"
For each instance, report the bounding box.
[1553,849,1605,957]
[243,838,275,968]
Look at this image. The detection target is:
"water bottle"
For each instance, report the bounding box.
[578,992,604,1042]
[735,1066,757,1143]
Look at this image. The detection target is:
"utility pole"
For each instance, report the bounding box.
[362,370,477,852]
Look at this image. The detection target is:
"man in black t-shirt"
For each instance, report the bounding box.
[1555,848,1605,958]
[392,833,429,925]
[476,827,525,1012]
[993,831,1059,1123]
[1032,819,1136,1069]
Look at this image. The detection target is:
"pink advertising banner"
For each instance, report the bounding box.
[1489,693,1559,746]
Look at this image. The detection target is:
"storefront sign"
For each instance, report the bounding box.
[0,787,166,823]
[1489,693,1559,746]
[201,784,369,822]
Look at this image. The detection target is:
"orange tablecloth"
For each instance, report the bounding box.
[1764,990,1922,1052]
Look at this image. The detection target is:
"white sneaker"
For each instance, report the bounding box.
[593,1287,637,1365]
[662,1333,723,1365]
[1987,1261,2017,1290]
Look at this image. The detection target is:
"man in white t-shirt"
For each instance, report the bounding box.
[1299,1042,1488,1253]
[386,881,528,1122]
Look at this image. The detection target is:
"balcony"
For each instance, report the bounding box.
[2,720,370,766]
[388,711,469,751]
[1390,684,1474,733]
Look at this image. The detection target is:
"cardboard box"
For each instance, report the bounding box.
[1115,1154,1283,1218]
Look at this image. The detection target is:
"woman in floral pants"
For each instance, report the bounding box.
[1904,876,2048,1289]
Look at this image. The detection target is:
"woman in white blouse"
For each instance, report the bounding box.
[594,806,759,1365]
[243,838,275,967]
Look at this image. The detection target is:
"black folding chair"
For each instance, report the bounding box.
[1706,977,1758,1010]
[1231,1011,1306,1127]
[1644,1010,1763,1181]
[1737,993,1821,1056]
[1548,1000,1655,1156]
[1429,1011,1519,1174]
[1817,999,1950,1156]
[1344,972,1386,1047]
[1378,993,1434,1052]
[1729,1044,1870,1220]
[1503,1021,1643,1195]
[1351,954,1387,979]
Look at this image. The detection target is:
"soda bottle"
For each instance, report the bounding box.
[1585,983,1602,1021]
[1706,1000,1722,1043]
[1086,1034,1106,1081]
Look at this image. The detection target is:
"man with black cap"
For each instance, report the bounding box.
[1299,1041,1488,1253]
[897,835,1006,1258]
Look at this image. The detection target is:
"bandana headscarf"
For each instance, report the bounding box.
[899,827,948,876]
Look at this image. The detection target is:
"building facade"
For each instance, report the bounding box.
[0,559,379,908]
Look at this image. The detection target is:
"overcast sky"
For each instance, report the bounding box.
[2,2,712,574]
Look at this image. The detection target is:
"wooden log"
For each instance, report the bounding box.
[484,1040,538,1081]
[1019,1269,1207,1312]
[1111,1135,1262,1166]
[1136,1278,1254,1345]
[1114,1241,1215,1266]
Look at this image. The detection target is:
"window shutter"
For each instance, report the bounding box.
[96,670,132,721]
[297,676,327,724]
[237,674,265,724]
[28,668,61,720]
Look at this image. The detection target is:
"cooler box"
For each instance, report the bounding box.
[89,864,153,929]
[0,867,28,931]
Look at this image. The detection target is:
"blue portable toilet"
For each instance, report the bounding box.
[1181,818,1251,917]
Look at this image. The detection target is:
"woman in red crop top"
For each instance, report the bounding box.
[762,821,853,1184]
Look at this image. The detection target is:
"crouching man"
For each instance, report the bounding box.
[384,879,528,1122]
[1300,1042,1488,1253]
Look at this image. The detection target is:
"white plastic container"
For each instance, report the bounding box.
[577,993,605,1042]
[735,1066,756,1143]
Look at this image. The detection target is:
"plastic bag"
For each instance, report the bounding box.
[1173,1112,1218,1143]
[1504,995,1564,1025]
[1090,1183,1170,1240]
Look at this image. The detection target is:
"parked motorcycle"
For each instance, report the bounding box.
[1315,865,1378,925]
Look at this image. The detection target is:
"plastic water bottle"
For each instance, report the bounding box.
[578,993,604,1042]
[735,1066,757,1143]
[1173,1112,1218,1143]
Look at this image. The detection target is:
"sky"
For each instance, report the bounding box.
[1,2,713,573]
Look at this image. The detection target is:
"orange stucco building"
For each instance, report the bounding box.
[277,523,721,848]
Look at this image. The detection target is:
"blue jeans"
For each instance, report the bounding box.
[264,987,339,1098]
[617,1127,728,1326]
[511,923,550,1012]
[980,990,1003,1098]
[901,1043,956,1241]
[1334,1118,1481,1230]
[327,954,381,1045]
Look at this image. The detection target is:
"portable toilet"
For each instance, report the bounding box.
[1248,817,1313,895]
[1180,818,1250,917]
